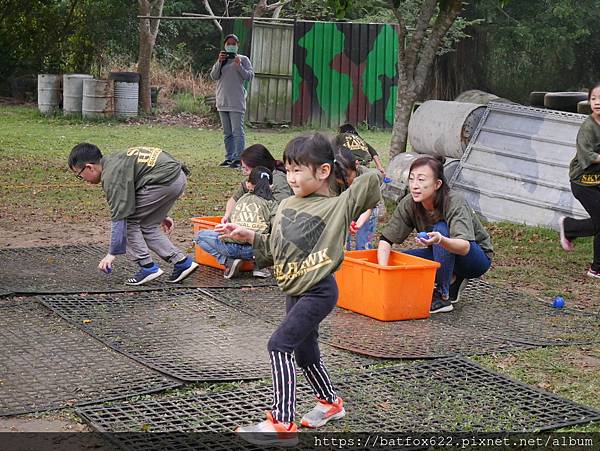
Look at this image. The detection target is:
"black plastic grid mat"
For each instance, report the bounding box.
[39,290,377,382]
[436,279,600,346]
[0,297,180,416]
[0,245,275,294]
[203,287,533,359]
[76,356,600,449]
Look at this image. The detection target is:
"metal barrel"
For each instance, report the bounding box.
[577,100,592,115]
[382,153,419,202]
[37,74,61,114]
[113,81,139,118]
[408,100,486,158]
[82,79,114,118]
[63,74,93,115]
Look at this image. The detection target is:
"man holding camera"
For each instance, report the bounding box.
[210,34,254,169]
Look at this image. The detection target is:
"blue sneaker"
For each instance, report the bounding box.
[125,263,163,286]
[167,256,199,283]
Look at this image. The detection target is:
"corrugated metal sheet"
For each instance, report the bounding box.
[292,21,398,129]
[449,102,588,230]
[247,21,294,124]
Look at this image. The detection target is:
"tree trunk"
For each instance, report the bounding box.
[388,0,464,158]
[390,90,416,158]
[137,0,164,114]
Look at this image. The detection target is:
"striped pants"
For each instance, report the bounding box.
[267,275,339,424]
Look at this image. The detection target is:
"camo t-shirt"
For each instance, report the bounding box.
[569,115,600,186]
[253,171,382,295]
[334,133,379,164]
[101,147,182,221]
[223,192,276,244]
[232,169,293,203]
[381,191,494,257]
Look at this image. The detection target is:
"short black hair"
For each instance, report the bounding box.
[68,143,102,170]
[338,123,358,135]
[588,82,600,101]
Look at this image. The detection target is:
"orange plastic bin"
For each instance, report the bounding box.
[335,249,440,321]
[191,216,254,272]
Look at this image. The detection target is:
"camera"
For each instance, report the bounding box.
[225,52,237,59]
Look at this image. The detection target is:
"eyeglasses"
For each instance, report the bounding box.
[75,165,87,179]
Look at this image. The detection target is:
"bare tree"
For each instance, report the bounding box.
[254,0,292,18]
[389,0,464,156]
[199,0,224,33]
[137,0,164,113]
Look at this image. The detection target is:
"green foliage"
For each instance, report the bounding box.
[472,0,600,101]
[172,93,213,116]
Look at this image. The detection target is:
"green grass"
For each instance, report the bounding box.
[1,104,598,431]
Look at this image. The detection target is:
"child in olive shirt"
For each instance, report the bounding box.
[68,143,198,285]
[217,133,381,446]
[378,155,493,313]
[335,123,385,174]
[195,166,277,279]
[559,83,600,279]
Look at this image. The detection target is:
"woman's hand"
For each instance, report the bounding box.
[234,56,241,65]
[215,222,254,243]
[161,217,174,235]
[349,221,359,235]
[98,254,116,273]
[415,231,443,246]
[218,51,227,62]
[220,215,229,224]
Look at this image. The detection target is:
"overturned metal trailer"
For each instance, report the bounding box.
[449,102,588,231]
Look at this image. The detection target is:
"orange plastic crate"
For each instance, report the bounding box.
[191,216,254,271]
[335,249,440,321]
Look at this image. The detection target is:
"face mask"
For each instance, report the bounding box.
[225,45,238,53]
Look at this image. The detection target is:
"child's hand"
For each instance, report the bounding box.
[215,222,254,243]
[98,254,115,273]
[220,216,229,224]
[161,217,174,235]
[349,221,359,235]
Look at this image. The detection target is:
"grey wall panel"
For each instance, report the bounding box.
[450,103,588,230]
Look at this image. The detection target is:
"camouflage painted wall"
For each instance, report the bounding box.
[292,22,399,129]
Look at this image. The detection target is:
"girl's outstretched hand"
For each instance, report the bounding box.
[214,222,254,243]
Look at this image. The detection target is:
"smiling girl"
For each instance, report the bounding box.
[216,132,381,445]
[377,154,494,313]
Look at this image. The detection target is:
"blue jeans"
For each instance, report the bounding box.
[404,221,491,297]
[219,111,245,161]
[346,209,378,250]
[194,230,254,264]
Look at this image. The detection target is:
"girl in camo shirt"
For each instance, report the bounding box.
[216,132,381,446]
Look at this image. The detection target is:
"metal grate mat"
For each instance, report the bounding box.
[0,298,180,416]
[76,356,600,450]
[437,279,600,345]
[0,245,275,295]
[39,290,377,382]
[203,287,533,358]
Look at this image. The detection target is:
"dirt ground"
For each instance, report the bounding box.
[0,218,192,250]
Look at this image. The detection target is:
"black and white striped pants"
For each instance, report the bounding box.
[267,275,339,424]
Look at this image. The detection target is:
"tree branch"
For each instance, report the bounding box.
[405,0,437,81]
[200,0,223,33]
[413,0,463,94]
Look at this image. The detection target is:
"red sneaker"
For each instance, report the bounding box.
[301,396,346,428]
[235,411,298,447]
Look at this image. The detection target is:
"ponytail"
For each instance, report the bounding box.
[332,148,358,190]
[248,166,274,201]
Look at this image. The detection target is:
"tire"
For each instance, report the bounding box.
[543,92,588,113]
[108,72,141,83]
[529,91,547,107]
[577,100,592,115]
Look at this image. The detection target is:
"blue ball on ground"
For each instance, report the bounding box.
[551,296,565,308]
[417,231,429,240]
